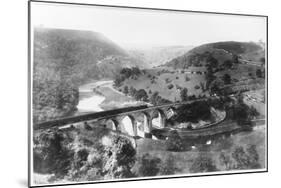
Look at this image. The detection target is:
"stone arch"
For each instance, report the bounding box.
[105,118,118,131]
[120,115,137,137]
[151,109,166,128]
[141,112,152,133]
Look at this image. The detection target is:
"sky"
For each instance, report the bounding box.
[31,2,267,48]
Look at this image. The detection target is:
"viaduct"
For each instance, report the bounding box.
[34,98,214,139]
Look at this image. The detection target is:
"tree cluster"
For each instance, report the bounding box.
[219,145,261,170]
[114,67,142,87]
[33,131,137,182]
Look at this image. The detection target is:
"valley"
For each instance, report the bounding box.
[32,28,266,185]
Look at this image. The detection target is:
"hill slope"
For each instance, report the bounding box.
[165,41,264,69]
[33,28,139,123]
[127,46,193,68]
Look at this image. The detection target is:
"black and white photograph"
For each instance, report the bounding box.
[29,1,267,187]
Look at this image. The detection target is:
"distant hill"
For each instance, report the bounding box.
[165,41,264,69]
[127,45,193,68]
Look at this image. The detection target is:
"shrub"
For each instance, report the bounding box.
[123,86,129,95]
[180,88,188,101]
[134,89,148,101]
[231,145,261,170]
[167,84,174,89]
[166,130,184,151]
[194,85,200,90]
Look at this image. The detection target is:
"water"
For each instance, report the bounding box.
[77,95,105,112]
[77,80,111,113]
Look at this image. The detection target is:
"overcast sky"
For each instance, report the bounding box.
[31,2,266,48]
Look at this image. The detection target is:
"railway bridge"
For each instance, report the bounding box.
[34,98,214,139]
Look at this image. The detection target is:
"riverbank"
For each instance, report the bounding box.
[77,80,146,114]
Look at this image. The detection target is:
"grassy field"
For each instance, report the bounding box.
[117,62,265,103]
[120,66,208,101]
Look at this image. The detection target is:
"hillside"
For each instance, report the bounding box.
[114,41,265,105]
[127,46,193,68]
[33,28,140,123]
[165,41,265,69]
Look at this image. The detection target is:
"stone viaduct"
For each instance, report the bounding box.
[34,98,222,140]
[34,102,182,138]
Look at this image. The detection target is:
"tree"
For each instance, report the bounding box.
[167,84,174,89]
[209,79,223,95]
[150,91,160,105]
[231,95,254,126]
[190,153,217,173]
[246,145,261,169]
[33,131,74,177]
[114,75,124,87]
[222,74,231,85]
[194,85,200,90]
[135,89,148,101]
[232,54,239,64]
[129,86,137,96]
[260,57,265,66]
[180,88,188,101]
[231,145,260,170]
[219,152,232,170]
[103,136,136,178]
[166,130,184,151]
[256,69,263,78]
[223,60,233,69]
[200,82,205,92]
[205,62,216,89]
[123,86,129,95]
[206,54,218,70]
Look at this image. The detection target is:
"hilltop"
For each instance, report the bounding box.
[165,41,265,69]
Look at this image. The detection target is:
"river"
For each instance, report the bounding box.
[77,80,112,113]
[76,80,143,114]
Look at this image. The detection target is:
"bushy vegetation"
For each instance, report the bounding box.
[33,130,75,177]
[33,75,79,123]
[33,129,137,182]
[171,101,212,123]
[228,95,259,126]
[149,91,172,105]
[190,143,261,174]
[114,67,142,87]
[219,145,261,170]
[166,130,184,151]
